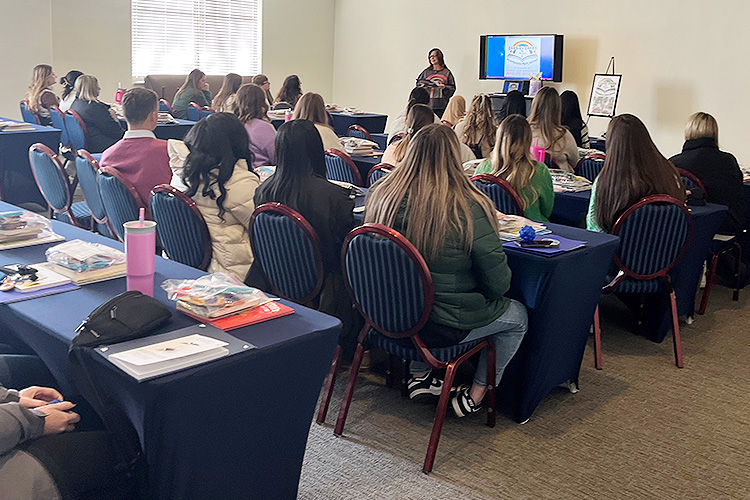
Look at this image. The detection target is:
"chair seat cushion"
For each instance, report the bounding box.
[367,330,486,363]
[54,201,92,228]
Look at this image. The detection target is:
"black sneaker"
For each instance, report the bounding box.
[451,385,482,418]
[407,372,444,402]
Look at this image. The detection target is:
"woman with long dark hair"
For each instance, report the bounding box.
[172,69,212,119]
[212,73,243,113]
[415,48,456,117]
[560,90,590,148]
[496,90,527,123]
[527,87,579,172]
[587,114,686,232]
[58,70,83,112]
[381,104,436,167]
[234,83,276,168]
[170,112,259,279]
[273,75,303,109]
[387,86,440,137]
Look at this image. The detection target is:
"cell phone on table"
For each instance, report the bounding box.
[515,239,559,248]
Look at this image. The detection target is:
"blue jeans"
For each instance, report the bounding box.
[411,299,528,387]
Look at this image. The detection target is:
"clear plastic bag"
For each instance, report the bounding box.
[0,211,51,243]
[161,273,269,318]
[45,239,126,272]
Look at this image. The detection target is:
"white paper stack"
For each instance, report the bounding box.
[341,137,378,156]
[549,169,593,192]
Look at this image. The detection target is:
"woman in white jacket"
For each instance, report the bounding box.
[168,113,260,281]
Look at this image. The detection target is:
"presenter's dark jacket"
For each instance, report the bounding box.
[70,99,124,153]
[670,138,748,235]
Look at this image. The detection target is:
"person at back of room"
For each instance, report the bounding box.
[365,124,528,418]
[252,74,274,109]
[527,87,579,172]
[474,114,554,222]
[293,92,347,156]
[168,113,259,280]
[441,95,466,127]
[246,119,361,355]
[415,48,456,118]
[212,73,243,113]
[273,74,303,110]
[454,94,497,159]
[70,75,124,153]
[586,114,686,233]
[560,90,590,149]
[100,88,171,205]
[669,112,748,235]
[496,90,527,123]
[58,70,82,113]
[387,87,441,138]
[234,83,277,169]
[172,69,212,119]
[24,64,59,126]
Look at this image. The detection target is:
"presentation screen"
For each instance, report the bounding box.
[480,35,563,82]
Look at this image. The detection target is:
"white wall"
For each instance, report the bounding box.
[331,0,750,163]
[0,0,335,118]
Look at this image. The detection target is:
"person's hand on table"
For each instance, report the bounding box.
[18,386,63,408]
[36,402,80,435]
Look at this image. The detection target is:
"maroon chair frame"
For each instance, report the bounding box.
[318,223,496,473]
[388,132,405,145]
[325,148,364,187]
[160,98,175,115]
[470,174,525,215]
[677,168,707,195]
[152,184,213,271]
[366,162,394,186]
[98,165,149,242]
[249,202,325,307]
[28,143,89,229]
[347,124,373,142]
[66,109,88,134]
[77,149,118,237]
[592,195,694,369]
[440,119,453,127]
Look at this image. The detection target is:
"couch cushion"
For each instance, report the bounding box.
[145,75,254,103]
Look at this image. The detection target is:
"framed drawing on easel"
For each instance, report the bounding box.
[587,74,622,117]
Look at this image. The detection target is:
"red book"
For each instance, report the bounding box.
[177,301,295,331]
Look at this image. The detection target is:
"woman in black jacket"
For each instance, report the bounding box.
[70,75,123,153]
[669,112,748,235]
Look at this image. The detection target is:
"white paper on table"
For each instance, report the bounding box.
[109,334,229,366]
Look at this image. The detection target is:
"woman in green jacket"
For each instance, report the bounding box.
[365,124,528,418]
[172,69,213,119]
[474,114,554,222]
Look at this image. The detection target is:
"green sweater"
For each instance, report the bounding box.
[586,178,604,232]
[172,88,213,120]
[474,160,555,222]
[391,201,512,331]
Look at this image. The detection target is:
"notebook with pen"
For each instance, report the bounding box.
[503,235,587,257]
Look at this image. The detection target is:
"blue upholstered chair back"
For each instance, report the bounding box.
[344,226,431,336]
[369,168,390,186]
[49,107,69,147]
[64,112,87,151]
[75,154,106,222]
[186,104,201,121]
[98,173,141,241]
[325,152,361,186]
[159,99,173,113]
[347,125,372,142]
[614,200,691,280]
[575,158,605,182]
[20,101,39,124]
[471,177,523,215]
[348,129,367,140]
[29,146,71,212]
[250,205,323,303]
[151,187,211,270]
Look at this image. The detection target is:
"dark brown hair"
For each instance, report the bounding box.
[594,114,686,232]
[212,73,243,111]
[425,48,447,70]
[233,83,268,122]
[292,92,328,126]
[175,69,205,99]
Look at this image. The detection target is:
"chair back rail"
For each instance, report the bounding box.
[677,168,707,195]
[574,154,606,182]
[75,150,116,238]
[325,149,363,186]
[64,110,87,151]
[470,174,524,215]
[347,124,373,142]
[367,163,394,187]
[97,168,147,242]
[49,106,70,147]
[20,101,40,125]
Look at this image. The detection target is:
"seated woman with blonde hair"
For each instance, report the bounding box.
[292,92,347,155]
[453,94,497,159]
[212,73,243,113]
[527,87,579,172]
[24,64,59,126]
[441,95,466,127]
[474,114,554,222]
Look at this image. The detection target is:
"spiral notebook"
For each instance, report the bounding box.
[503,235,587,257]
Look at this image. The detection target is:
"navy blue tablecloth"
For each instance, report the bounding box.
[498,224,619,422]
[119,118,194,140]
[0,118,60,207]
[370,133,388,151]
[329,113,387,137]
[549,190,591,228]
[351,153,384,185]
[0,203,341,500]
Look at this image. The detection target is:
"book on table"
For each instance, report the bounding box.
[177,299,294,331]
[504,235,587,257]
[44,240,126,284]
[0,211,64,250]
[496,213,551,241]
[0,264,79,303]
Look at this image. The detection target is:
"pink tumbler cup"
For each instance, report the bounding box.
[124,220,157,296]
[530,146,546,163]
[114,88,126,105]
[284,109,293,122]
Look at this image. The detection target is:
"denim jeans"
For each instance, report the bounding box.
[410,299,528,387]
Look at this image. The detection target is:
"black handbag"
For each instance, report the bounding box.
[73,290,172,347]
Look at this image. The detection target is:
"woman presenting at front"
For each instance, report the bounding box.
[416,48,455,118]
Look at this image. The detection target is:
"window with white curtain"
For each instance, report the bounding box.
[131,0,261,78]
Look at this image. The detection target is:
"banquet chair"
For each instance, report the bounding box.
[367,163,394,187]
[151,185,212,270]
[388,132,405,145]
[187,102,203,121]
[677,168,706,195]
[543,152,559,169]
[322,223,496,473]
[325,149,363,186]
[470,174,524,215]
[28,143,92,229]
[49,106,70,151]
[574,153,606,182]
[75,150,116,239]
[97,168,147,241]
[271,102,292,111]
[592,195,694,369]
[249,203,324,306]
[64,110,88,152]
[159,99,175,114]
[20,101,40,124]
[346,124,374,142]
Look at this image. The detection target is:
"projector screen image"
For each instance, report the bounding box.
[480,35,563,82]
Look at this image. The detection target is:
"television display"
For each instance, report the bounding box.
[480,35,563,82]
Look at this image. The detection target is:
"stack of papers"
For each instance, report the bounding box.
[496,213,550,241]
[45,240,126,284]
[0,211,63,250]
[0,120,34,131]
[341,137,378,156]
[157,112,178,124]
[549,169,593,192]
